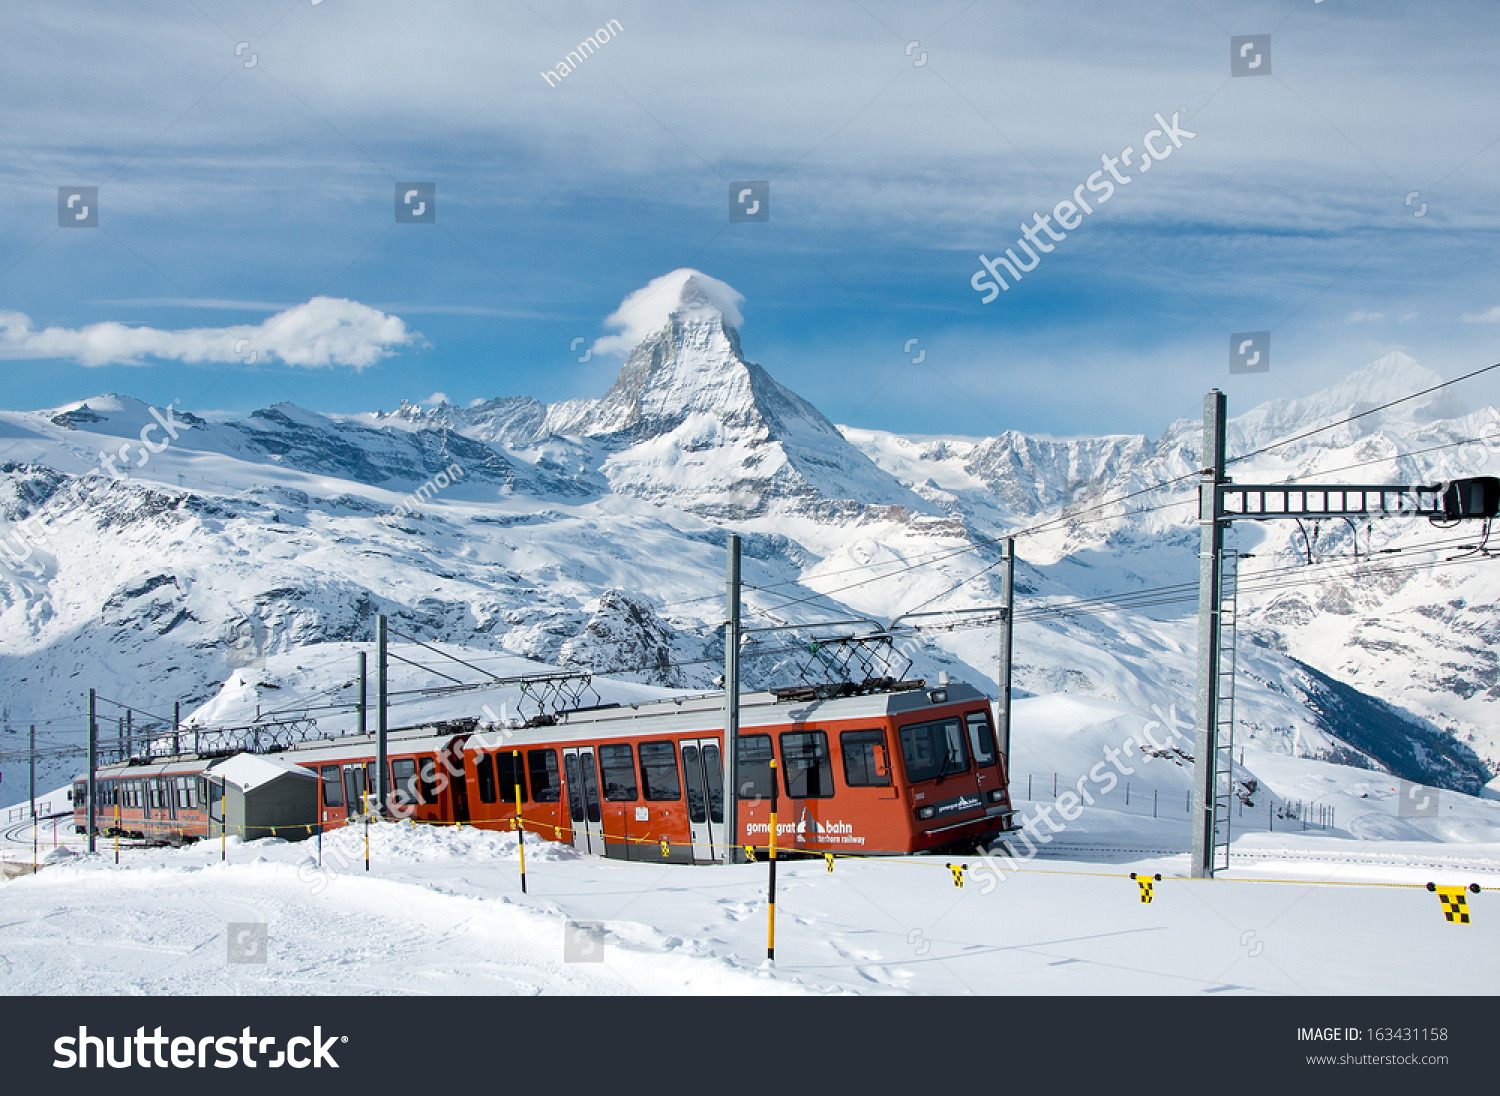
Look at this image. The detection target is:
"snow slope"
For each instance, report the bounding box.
[5,695,1497,995]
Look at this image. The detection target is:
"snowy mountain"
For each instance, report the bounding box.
[0,270,1495,805]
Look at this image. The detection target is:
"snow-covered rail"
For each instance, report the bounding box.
[1025,841,1500,875]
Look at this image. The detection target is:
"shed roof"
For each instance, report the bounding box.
[210,752,317,793]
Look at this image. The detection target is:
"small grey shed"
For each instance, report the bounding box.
[207,753,319,842]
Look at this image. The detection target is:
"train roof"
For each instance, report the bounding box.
[76,682,992,777]
[464,681,990,752]
[85,756,216,779]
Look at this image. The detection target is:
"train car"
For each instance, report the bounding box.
[461,679,1015,861]
[73,757,214,843]
[73,679,1014,861]
[283,728,472,828]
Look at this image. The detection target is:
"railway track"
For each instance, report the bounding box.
[1021,841,1500,874]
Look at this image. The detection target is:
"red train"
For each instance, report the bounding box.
[76,680,1015,859]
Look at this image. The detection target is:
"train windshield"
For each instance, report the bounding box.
[965,712,997,765]
[899,718,970,783]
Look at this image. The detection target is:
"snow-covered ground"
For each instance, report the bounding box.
[5,696,1496,995]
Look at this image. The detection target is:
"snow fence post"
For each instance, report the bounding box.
[767,758,778,962]
[515,750,527,894]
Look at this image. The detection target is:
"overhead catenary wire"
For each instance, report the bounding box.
[1227,359,1500,467]
[745,358,1500,618]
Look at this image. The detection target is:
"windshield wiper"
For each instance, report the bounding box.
[934,748,960,785]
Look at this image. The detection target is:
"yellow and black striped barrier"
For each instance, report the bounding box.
[1130,872,1161,904]
[1429,881,1481,924]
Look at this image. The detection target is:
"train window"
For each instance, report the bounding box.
[598,744,638,801]
[496,752,528,803]
[391,758,419,807]
[736,735,775,800]
[965,712,997,765]
[528,750,561,802]
[563,753,585,821]
[702,744,724,825]
[779,731,835,798]
[321,766,344,808]
[344,766,369,813]
[476,753,497,804]
[417,759,438,803]
[579,755,601,823]
[898,718,970,784]
[176,777,192,810]
[638,741,681,801]
[841,730,892,787]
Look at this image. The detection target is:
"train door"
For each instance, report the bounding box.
[443,741,470,823]
[965,712,1000,799]
[343,764,369,815]
[561,747,603,855]
[679,738,725,862]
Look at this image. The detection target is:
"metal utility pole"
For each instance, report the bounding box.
[173,702,180,756]
[357,650,368,739]
[997,537,1015,764]
[87,689,97,853]
[1191,390,1228,879]
[30,725,36,870]
[723,534,741,864]
[376,615,389,817]
[1188,388,1498,879]
[125,710,131,761]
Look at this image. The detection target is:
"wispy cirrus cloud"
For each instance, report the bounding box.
[1461,306,1500,323]
[0,298,418,368]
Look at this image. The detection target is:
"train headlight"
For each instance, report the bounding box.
[916,806,936,820]
[988,789,1005,803]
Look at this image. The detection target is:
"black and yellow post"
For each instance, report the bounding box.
[114,801,120,865]
[767,758,778,962]
[514,750,527,895]
[364,791,370,872]
[219,782,226,863]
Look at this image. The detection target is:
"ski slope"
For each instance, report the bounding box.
[4,695,1496,995]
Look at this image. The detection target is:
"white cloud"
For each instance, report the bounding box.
[592,269,745,356]
[1345,310,1384,323]
[421,392,449,406]
[0,297,418,368]
[1461,306,1500,323]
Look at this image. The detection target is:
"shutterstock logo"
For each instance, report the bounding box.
[1230,331,1270,374]
[54,1027,345,1069]
[1231,35,1272,77]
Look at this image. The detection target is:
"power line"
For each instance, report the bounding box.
[1229,359,1500,467]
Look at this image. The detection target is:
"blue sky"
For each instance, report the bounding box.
[1,0,1499,439]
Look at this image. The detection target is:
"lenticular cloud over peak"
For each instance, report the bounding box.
[592,269,744,357]
[0,297,418,369]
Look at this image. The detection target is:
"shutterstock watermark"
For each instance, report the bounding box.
[540,19,623,86]
[294,701,525,894]
[971,110,1197,302]
[0,400,189,578]
[971,703,1194,893]
[54,1026,344,1069]
[389,462,465,521]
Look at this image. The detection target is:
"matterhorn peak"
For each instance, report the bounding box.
[535,270,928,518]
[591,269,744,357]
